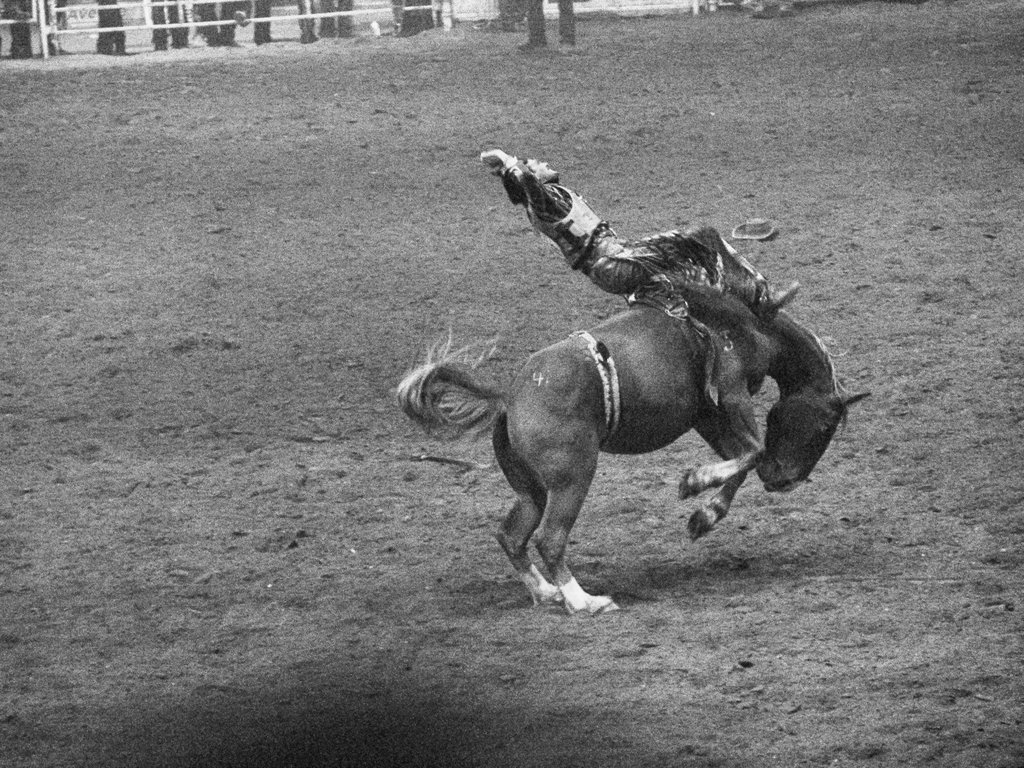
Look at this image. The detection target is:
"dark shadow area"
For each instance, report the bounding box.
[90,665,734,768]
[100,680,506,767]
[590,539,852,605]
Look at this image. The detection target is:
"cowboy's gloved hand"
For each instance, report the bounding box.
[480,149,519,176]
[481,150,529,207]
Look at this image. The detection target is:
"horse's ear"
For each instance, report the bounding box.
[833,391,870,409]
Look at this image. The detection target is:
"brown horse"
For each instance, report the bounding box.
[398,294,867,614]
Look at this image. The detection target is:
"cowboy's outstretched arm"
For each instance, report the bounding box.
[481,149,555,214]
[481,149,525,206]
[481,149,653,295]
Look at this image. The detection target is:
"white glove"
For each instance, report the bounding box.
[480,149,519,175]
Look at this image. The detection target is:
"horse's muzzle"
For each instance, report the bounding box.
[757,458,807,493]
[762,477,803,493]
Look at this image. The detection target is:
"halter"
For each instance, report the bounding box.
[573,331,621,441]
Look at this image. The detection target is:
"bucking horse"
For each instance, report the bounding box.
[397,290,867,614]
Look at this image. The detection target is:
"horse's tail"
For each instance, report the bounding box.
[396,336,506,439]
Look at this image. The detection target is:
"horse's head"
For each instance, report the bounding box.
[757,390,869,492]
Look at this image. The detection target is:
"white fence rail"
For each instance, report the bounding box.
[0,0,439,58]
[3,0,726,61]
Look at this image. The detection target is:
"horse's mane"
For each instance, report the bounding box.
[774,311,844,397]
[681,288,843,398]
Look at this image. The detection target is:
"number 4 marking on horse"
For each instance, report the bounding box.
[533,371,546,386]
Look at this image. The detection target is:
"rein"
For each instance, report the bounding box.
[574,331,621,442]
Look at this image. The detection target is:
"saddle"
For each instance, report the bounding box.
[626,282,727,407]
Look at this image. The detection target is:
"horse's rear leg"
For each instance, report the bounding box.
[493,415,561,607]
[522,422,614,615]
[496,497,563,606]
[536,483,618,615]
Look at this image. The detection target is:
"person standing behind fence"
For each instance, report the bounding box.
[217,0,247,44]
[253,0,273,44]
[193,0,216,44]
[394,0,431,36]
[522,0,574,50]
[297,0,317,43]
[195,0,247,46]
[319,0,352,39]
[3,0,35,58]
[96,0,126,54]
[152,0,189,50]
[44,0,69,55]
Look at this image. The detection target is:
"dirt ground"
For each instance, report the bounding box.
[2,2,1023,766]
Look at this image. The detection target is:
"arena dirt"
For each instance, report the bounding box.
[2,2,1022,765]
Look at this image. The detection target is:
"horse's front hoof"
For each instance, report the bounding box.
[679,471,699,500]
[687,508,715,540]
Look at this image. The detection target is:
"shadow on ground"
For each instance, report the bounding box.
[94,665,729,768]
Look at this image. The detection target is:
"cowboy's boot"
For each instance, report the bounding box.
[755,280,800,320]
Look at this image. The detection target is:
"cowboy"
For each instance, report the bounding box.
[480,149,799,322]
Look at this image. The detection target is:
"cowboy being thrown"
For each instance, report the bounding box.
[480,148,799,322]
